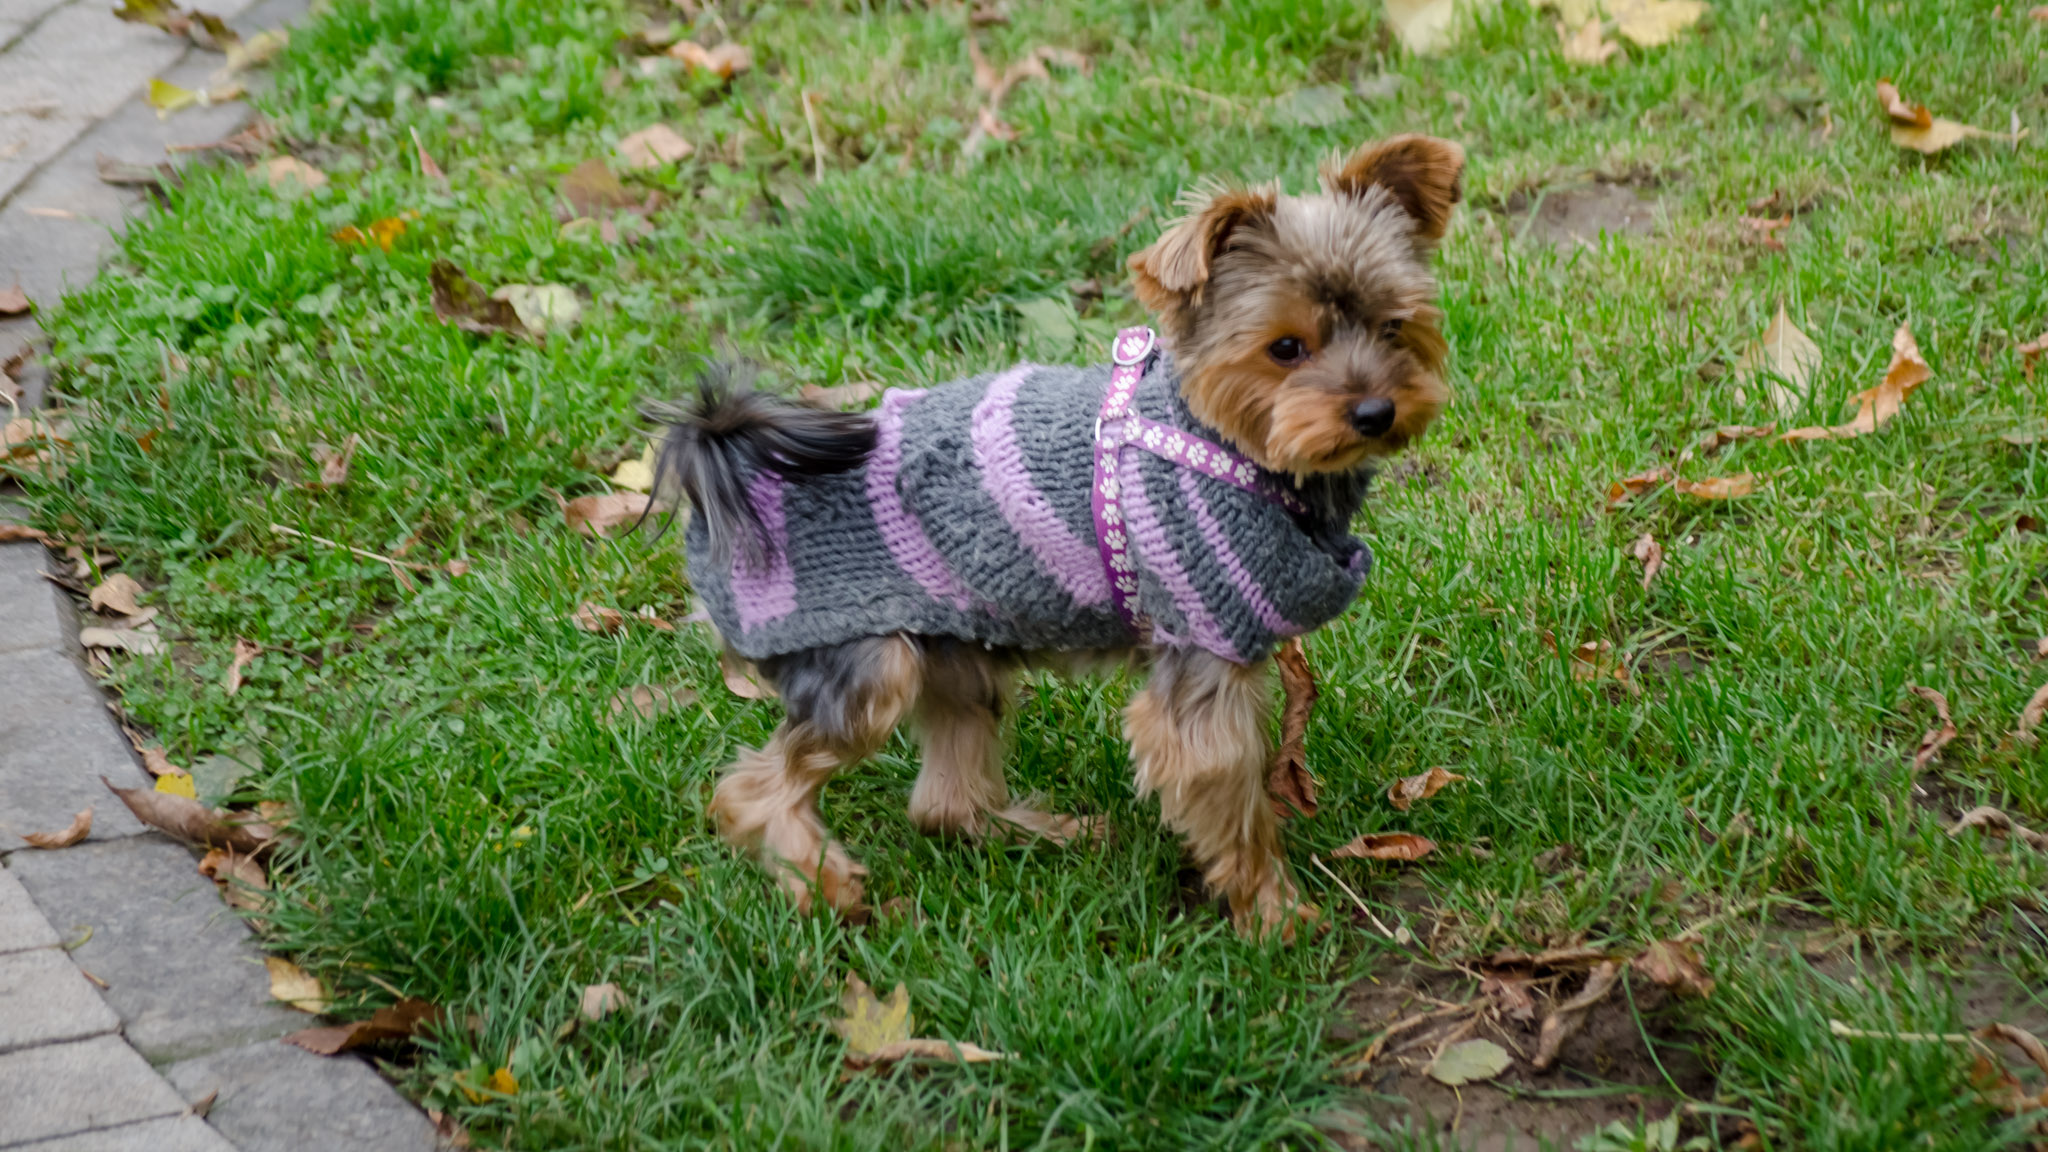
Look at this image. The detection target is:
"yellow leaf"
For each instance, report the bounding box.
[1673,473,1758,499]
[1733,303,1821,417]
[830,974,914,1056]
[155,772,197,798]
[1890,118,2005,154]
[1558,17,1619,65]
[265,956,329,1014]
[369,216,407,251]
[1383,0,1460,54]
[487,1066,518,1094]
[147,78,198,117]
[1608,0,1706,47]
[610,444,656,493]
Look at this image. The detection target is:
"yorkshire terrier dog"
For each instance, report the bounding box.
[659,135,1461,938]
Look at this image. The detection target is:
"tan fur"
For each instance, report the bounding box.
[1320,134,1466,242]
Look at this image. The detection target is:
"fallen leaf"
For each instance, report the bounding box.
[252,156,326,191]
[21,806,91,849]
[1387,766,1465,811]
[1532,960,1621,1070]
[2016,681,2048,745]
[102,776,277,855]
[114,0,191,35]
[88,573,145,616]
[1383,0,1459,54]
[1629,532,1664,592]
[668,40,752,79]
[616,123,694,169]
[224,637,259,695]
[79,627,165,655]
[1630,938,1715,997]
[1558,17,1619,65]
[491,283,581,336]
[1878,81,2023,153]
[1674,474,1758,499]
[1608,0,1705,46]
[1734,303,1821,416]
[580,983,628,1022]
[426,1109,471,1149]
[333,217,407,252]
[1692,424,1776,456]
[609,684,696,721]
[1426,1038,1512,1086]
[409,126,445,183]
[214,27,285,81]
[1875,79,1932,129]
[0,523,46,544]
[1605,465,1673,509]
[1908,685,1957,771]
[1781,322,1930,441]
[156,771,197,798]
[1569,640,1631,687]
[562,491,651,537]
[96,154,178,189]
[557,159,637,220]
[1742,213,1792,252]
[799,381,887,410]
[265,956,329,1014]
[831,973,1008,1068]
[197,846,269,915]
[1331,832,1436,862]
[429,260,525,337]
[0,286,28,315]
[609,444,656,492]
[1481,973,1538,1022]
[1268,637,1320,819]
[136,744,180,777]
[1948,806,2047,852]
[570,603,626,634]
[720,650,777,700]
[285,998,441,1055]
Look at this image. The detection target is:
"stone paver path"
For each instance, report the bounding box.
[2,2,440,1148]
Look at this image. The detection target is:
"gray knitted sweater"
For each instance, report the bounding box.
[687,357,1373,665]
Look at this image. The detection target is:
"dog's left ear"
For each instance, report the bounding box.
[1321,134,1465,243]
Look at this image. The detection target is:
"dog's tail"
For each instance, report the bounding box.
[647,365,876,570]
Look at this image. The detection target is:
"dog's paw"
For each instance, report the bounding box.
[1229,879,1323,943]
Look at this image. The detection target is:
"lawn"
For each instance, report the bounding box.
[14,0,2048,1147]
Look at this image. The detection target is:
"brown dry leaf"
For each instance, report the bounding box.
[1878,81,2022,153]
[1609,0,1705,46]
[668,40,751,79]
[1948,806,2048,852]
[2016,680,2048,744]
[1742,213,1792,252]
[570,603,627,634]
[0,286,28,316]
[1631,939,1715,997]
[1875,79,1932,129]
[609,684,696,722]
[253,156,326,191]
[225,637,259,696]
[265,956,330,1014]
[799,381,887,410]
[1569,640,1632,689]
[1734,303,1821,417]
[429,260,524,337]
[197,846,270,915]
[285,998,441,1055]
[408,126,445,183]
[1908,685,1957,771]
[1605,465,1673,509]
[616,124,694,169]
[580,983,628,1022]
[21,806,92,849]
[0,523,49,542]
[88,573,145,616]
[557,159,637,220]
[1387,766,1464,812]
[1674,474,1758,500]
[562,491,651,537]
[1268,637,1319,819]
[1331,831,1436,862]
[720,650,777,700]
[1629,532,1664,592]
[79,626,166,656]
[312,433,358,487]
[1694,424,1776,456]
[1480,972,1538,1022]
[1558,17,1619,65]
[831,973,1007,1069]
[1531,960,1622,1070]
[1783,322,1931,441]
[101,775,277,855]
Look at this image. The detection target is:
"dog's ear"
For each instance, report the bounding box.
[1127,184,1276,312]
[1321,134,1465,242]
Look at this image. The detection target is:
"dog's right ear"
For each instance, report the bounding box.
[1127,184,1276,314]
[1321,134,1465,243]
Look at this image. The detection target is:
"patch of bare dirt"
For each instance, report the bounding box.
[1508,183,1666,252]
[1337,963,1716,1150]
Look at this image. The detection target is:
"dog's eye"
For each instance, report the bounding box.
[1267,337,1309,366]
[1380,318,1405,341]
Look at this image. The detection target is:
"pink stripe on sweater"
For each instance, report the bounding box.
[970,365,1110,606]
[869,389,973,611]
[1121,460,1236,661]
[732,472,797,632]
[1177,469,1301,637]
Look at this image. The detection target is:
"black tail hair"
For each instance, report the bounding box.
[646,364,877,571]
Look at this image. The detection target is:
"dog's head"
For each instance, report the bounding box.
[1127,135,1463,476]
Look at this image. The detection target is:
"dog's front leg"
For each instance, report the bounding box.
[1126,645,1317,940]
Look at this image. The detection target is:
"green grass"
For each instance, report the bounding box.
[16,0,2048,1147]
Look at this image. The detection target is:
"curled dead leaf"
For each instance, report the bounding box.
[1878,81,2024,153]
[1630,938,1715,997]
[102,776,276,856]
[79,626,165,655]
[21,806,92,849]
[265,956,329,1014]
[1268,638,1319,819]
[1908,685,1957,771]
[570,604,627,634]
[580,983,628,1022]
[1693,424,1776,457]
[562,491,651,538]
[197,846,270,916]
[1387,766,1464,812]
[0,523,49,542]
[1875,79,1932,129]
[668,40,751,79]
[1947,806,2047,852]
[2018,331,2048,381]
[831,973,1007,1068]
[312,434,359,487]
[88,573,145,617]
[1782,322,1931,441]
[225,637,259,696]
[1331,832,1436,862]
[1742,213,1792,252]
[1629,532,1664,592]
[1481,973,1538,1022]
[2014,680,2048,745]
[720,649,777,699]
[285,998,441,1055]
[1674,474,1758,500]
[1569,640,1633,690]
[617,123,694,169]
[430,260,524,337]
[1605,465,1673,509]
[1532,960,1621,1070]
[1734,303,1820,417]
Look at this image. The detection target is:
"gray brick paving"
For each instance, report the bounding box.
[0,946,118,1054]
[0,1035,186,1146]
[0,2,436,1148]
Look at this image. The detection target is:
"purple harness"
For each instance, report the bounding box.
[1091,326,1306,630]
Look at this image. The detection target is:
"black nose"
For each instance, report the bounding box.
[1349,397,1396,437]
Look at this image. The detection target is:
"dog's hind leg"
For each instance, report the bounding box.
[709,635,919,916]
[1126,646,1317,941]
[908,639,1089,844]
